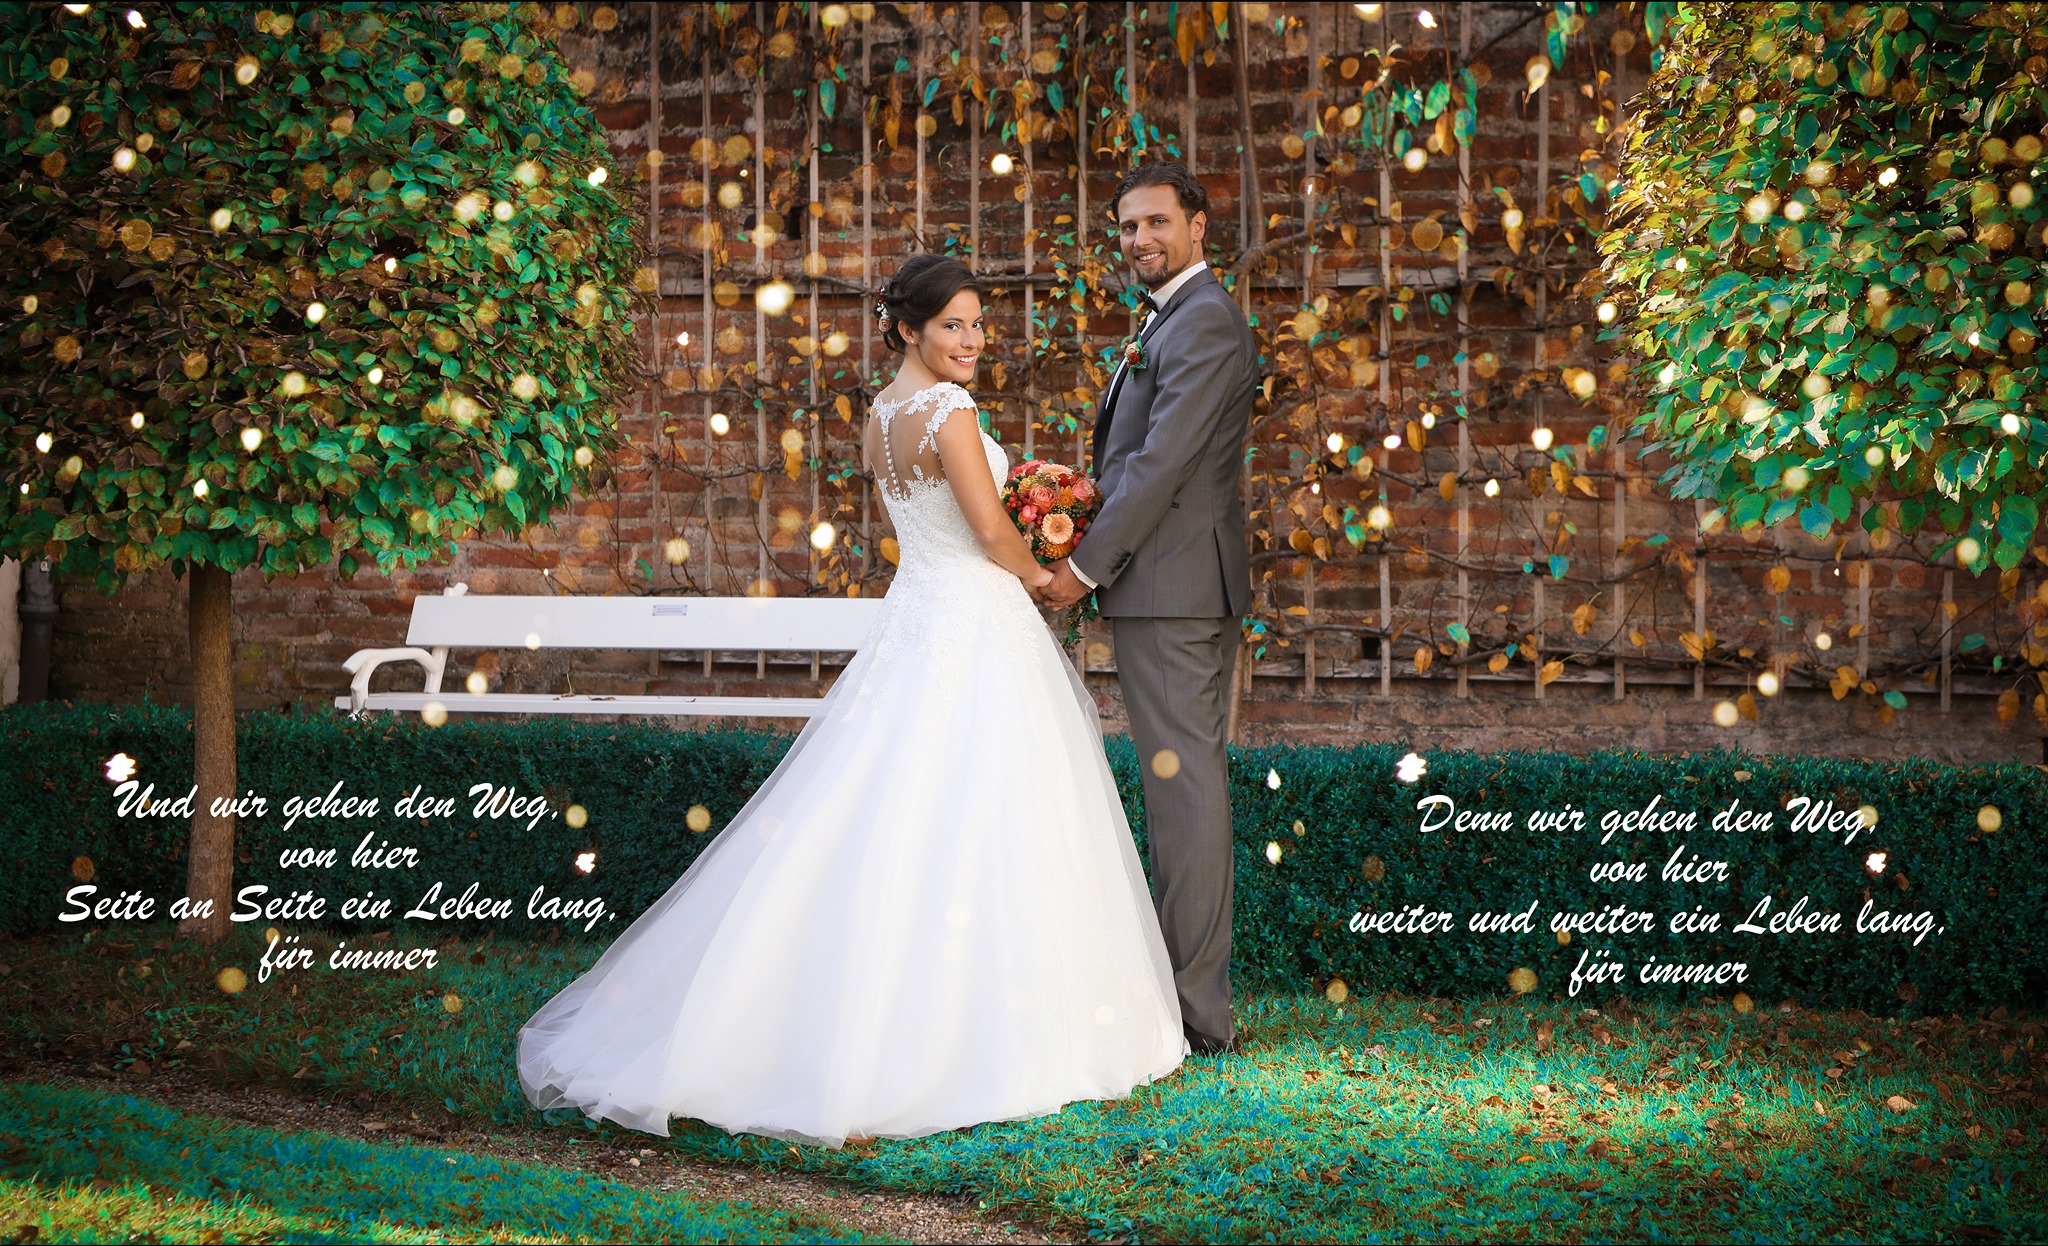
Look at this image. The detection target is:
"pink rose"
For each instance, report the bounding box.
[1073,478,1097,501]
[1029,486,1055,508]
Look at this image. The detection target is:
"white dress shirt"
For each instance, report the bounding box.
[1072,259,1208,590]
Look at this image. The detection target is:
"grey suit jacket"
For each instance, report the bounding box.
[1073,265,1255,619]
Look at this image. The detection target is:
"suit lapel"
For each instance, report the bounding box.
[1091,267,1213,469]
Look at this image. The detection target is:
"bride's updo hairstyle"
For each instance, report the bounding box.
[873,254,983,353]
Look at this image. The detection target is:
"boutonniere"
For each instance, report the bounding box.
[1121,335,1149,373]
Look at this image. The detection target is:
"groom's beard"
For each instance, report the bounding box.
[1131,251,1175,288]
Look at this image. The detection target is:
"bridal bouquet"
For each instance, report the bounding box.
[1001,459,1101,646]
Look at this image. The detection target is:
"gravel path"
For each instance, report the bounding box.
[7,1061,1088,1245]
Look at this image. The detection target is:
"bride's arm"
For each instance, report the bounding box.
[931,404,1054,588]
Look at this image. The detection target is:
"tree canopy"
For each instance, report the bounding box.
[1603,1,2048,571]
[1,1,648,592]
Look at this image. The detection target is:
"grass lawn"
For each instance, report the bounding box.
[6,921,2043,1243]
[0,1080,884,1244]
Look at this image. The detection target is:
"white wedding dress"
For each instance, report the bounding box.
[516,380,1187,1148]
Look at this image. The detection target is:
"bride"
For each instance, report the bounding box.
[515,253,1188,1148]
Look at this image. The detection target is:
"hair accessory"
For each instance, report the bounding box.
[874,297,890,324]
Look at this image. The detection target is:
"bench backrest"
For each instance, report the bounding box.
[404,594,886,651]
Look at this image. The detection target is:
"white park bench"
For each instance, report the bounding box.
[336,583,885,719]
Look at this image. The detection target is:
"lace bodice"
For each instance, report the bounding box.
[870,382,1011,577]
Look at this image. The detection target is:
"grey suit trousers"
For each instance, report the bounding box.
[1112,614,1239,1044]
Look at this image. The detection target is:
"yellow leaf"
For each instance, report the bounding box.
[1680,631,1709,662]
[1629,629,1645,648]
[1538,659,1564,686]
[1439,471,1458,501]
[1571,602,1597,636]
[1406,419,1427,451]
[1999,687,2020,724]
[1943,601,1959,621]
[835,393,852,420]
[879,536,900,565]
[1313,536,1331,561]
[1413,646,1433,674]
[1550,460,1571,496]
[1738,692,1758,721]
[1285,605,1310,615]
[1529,467,1548,497]
[1572,474,1597,498]
[1487,653,1510,673]
[1766,565,1791,594]
[2033,693,2047,727]
[1289,528,1315,552]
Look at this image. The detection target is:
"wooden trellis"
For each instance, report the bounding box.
[549,0,2018,738]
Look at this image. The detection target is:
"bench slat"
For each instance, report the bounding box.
[335,692,828,718]
[403,594,884,651]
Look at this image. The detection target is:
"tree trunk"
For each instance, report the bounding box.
[179,563,235,943]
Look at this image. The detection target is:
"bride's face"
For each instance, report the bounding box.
[902,289,985,385]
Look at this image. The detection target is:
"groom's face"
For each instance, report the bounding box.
[1115,184,1206,289]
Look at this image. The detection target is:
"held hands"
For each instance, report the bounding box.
[1023,563,1056,604]
[1040,558,1091,610]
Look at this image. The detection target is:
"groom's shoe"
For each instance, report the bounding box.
[1184,1024,1236,1056]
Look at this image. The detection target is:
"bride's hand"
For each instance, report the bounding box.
[1023,564,1055,602]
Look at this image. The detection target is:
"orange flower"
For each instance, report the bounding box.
[1040,512,1075,544]
[1055,488,1076,506]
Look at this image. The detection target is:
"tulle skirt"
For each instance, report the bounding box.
[515,565,1187,1147]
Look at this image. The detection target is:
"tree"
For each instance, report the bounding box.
[0,1,648,940]
[1601,1,2048,571]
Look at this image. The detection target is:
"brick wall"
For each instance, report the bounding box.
[28,3,2046,764]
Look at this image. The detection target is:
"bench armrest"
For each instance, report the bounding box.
[339,583,469,716]
[341,647,451,714]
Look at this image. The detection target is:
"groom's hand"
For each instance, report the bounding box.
[1042,558,1089,609]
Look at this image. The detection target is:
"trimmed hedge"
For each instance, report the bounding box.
[5,699,2041,1016]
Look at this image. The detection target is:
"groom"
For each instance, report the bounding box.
[1043,161,1256,1056]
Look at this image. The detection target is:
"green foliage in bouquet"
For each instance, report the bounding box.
[0,0,648,589]
[1601,2,2048,570]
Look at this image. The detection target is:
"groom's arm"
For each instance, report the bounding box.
[1071,298,1248,590]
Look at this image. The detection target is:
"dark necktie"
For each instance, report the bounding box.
[1092,291,1163,469]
